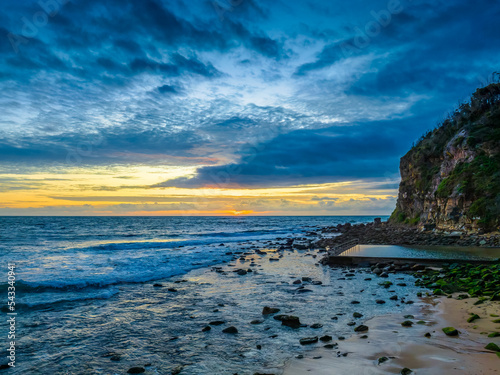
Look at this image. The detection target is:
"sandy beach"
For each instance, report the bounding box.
[284,294,500,374]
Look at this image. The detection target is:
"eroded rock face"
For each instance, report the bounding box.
[391,83,500,232]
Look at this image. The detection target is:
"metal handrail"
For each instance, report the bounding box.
[328,238,360,256]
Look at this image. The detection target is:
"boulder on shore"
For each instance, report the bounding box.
[262,306,280,315]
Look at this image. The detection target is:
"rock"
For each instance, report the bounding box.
[275,315,301,329]
[302,277,312,282]
[401,321,413,327]
[404,315,414,319]
[262,307,280,315]
[378,356,388,364]
[442,327,459,336]
[209,321,225,326]
[202,326,211,332]
[354,325,369,332]
[222,326,238,334]
[172,365,184,375]
[401,368,413,375]
[323,344,336,349]
[127,368,145,374]
[292,279,302,284]
[168,288,178,292]
[351,300,360,304]
[299,337,318,345]
[347,322,356,326]
[376,299,386,304]
[467,314,480,323]
[250,320,263,325]
[424,332,431,338]
[153,283,163,287]
[237,269,248,275]
[310,323,323,329]
[485,343,500,352]
[433,289,444,295]
[488,332,500,337]
[353,312,363,318]
[319,335,332,342]
[390,295,398,300]
[379,281,393,288]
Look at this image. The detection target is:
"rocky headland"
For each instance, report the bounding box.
[390,82,500,232]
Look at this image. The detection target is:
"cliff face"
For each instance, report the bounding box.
[391,83,500,232]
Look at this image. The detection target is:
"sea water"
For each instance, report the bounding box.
[0,215,431,374]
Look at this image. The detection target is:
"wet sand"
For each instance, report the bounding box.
[284,295,500,374]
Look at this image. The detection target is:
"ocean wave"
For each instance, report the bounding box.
[0,252,229,292]
[14,288,120,309]
[67,231,283,252]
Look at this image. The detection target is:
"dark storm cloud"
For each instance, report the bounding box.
[155,120,413,188]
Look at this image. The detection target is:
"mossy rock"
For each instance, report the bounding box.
[467,314,480,323]
[433,289,444,295]
[485,342,500,352]
[401,368,413,375]
[442,327,459,336]
[379,281,393,288]
[488,332,500,338]
[353,312,363,318]
[401,321,413,327]
[492,292,500,301]
[492,319,500,323]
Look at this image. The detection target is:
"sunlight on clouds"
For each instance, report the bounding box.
[0,165,398,215]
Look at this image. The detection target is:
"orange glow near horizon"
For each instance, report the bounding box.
[0,166,399,216]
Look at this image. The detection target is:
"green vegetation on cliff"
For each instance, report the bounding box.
[392,82,500,231]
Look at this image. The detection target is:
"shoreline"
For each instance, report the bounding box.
[283,294,500,374]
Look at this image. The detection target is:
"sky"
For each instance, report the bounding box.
[0,0,499,216]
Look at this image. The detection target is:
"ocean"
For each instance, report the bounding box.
[0,215,430,374]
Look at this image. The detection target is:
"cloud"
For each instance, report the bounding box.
[155,122,408,188]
